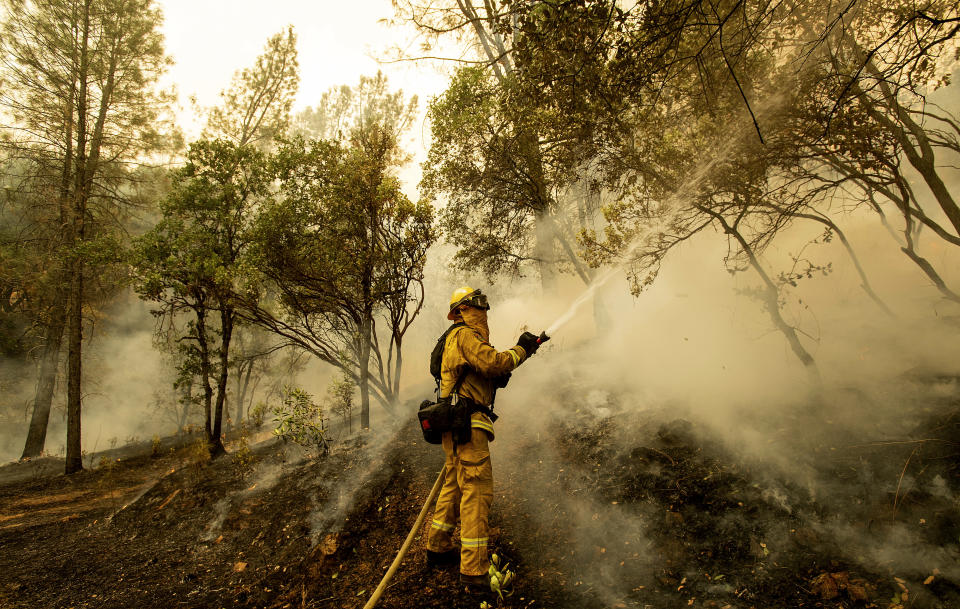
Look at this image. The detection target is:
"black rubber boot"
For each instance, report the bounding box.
[426,549,459,569]
[460,573,490,595]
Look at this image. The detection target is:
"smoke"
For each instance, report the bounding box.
[420,202,960,602]
[80,293,179,452]
[0,356,35,462]
[202,458,289,541]
[307,420,404,545]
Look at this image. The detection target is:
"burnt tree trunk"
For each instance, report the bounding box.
[195,302,214,445]
[236,358,253,426]
[359,303,372,431]
[65,253,84,474]
[210,306,233,457]
[20,309,65,459]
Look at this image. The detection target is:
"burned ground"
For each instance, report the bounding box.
[1,382,958,609]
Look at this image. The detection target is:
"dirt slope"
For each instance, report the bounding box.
[1,390,957,609]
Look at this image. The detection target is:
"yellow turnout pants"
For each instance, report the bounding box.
[426,420,494,576]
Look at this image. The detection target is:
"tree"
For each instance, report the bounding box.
[772,1,960,303]
[229,324,283,427]
[133,28,300,456]
[205,26,299,149]
[394,1,602,291]
[422,67,581,281]
[132,140,271,456]
[0,0,173,471]
[245,126,435,429]
[491,0,835,377]
[326,372,356,434]
[489,0,959,380]
[294,71,416,144]
[0,160,64,451]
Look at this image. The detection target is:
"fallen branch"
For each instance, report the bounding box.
[156,489,181,511]
[892,446,919,522]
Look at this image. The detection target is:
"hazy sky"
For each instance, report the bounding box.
[156,0,454,145]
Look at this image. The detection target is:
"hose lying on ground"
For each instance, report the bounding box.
[362,469,445,609]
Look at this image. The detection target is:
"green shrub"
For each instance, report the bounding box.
[272,386,329,454]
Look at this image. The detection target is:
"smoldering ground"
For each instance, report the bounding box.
[438,209,960,606]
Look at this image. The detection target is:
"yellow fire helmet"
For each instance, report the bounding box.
[447,286,490,320]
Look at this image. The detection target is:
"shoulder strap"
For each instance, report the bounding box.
[435,322,470,397]
[432,322,466,388]
[449,323,473,396]
[452,367,469,394]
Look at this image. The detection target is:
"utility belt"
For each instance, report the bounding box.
[418,393,498,445]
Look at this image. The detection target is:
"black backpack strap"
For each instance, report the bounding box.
[433,322,467,393]
[450,365,470,398]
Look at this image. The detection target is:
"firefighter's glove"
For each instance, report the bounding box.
[492,372,511,389]
[516,331,541,357]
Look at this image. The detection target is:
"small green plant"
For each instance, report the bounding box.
[327,373,356,434]
[187,436,209,473]
[250,401,268,428]
[232,424,255,476]
[96,456,122,508]
[272,386,329,454]
[98,455,120,472]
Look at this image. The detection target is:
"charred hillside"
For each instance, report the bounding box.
[1,375,958,609]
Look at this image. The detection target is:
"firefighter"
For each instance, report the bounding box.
[425,286,544,592]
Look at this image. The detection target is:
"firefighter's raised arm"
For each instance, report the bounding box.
[455,328,528,378]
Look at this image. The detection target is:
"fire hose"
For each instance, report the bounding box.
[362,469,444,609]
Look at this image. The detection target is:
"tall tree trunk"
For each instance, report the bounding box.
[533,209,556,293]
[210,306,232,457]
[65,0,92,476]
[517,126,556,294]
[359,310,372,430]
[359,251,373,430]
[20,310,66,459]
[392,336,402,401]
[64,254,84,474]
[237,359,253,426]
[196,304,214,444]
[25,6,81,461]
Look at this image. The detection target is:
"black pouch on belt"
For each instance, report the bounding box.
[418,396,452,444]
[417,369,471,444]
[418,395,476,445]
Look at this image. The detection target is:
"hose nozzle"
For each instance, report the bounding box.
[537,331,550,345]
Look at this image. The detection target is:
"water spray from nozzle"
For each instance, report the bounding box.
[544,266,621,337]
